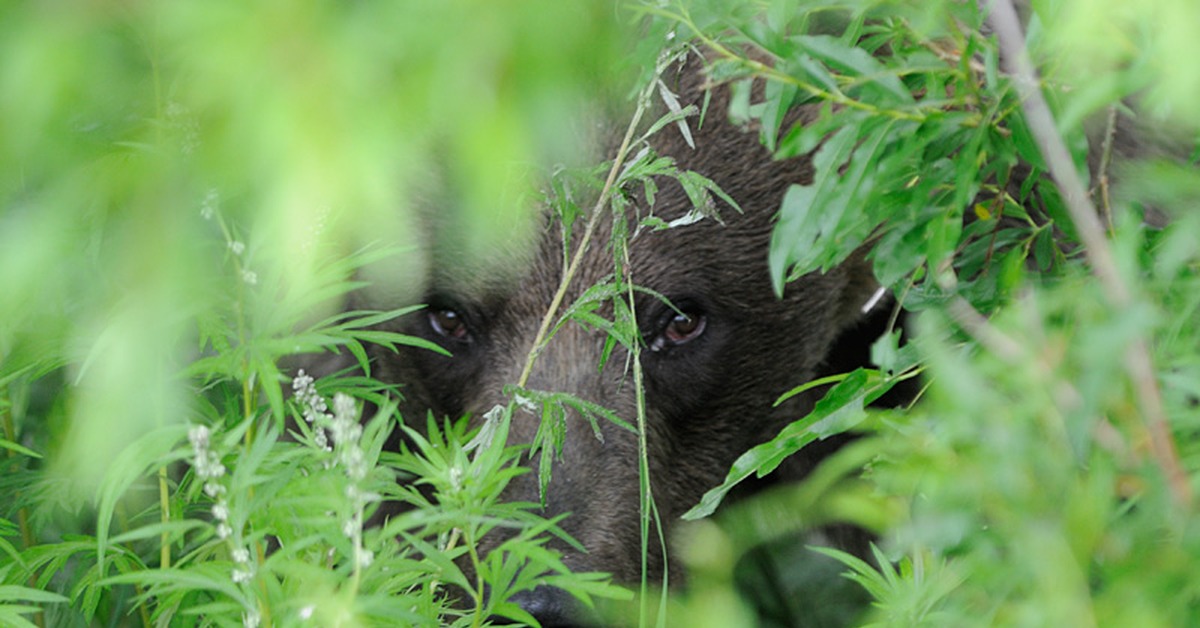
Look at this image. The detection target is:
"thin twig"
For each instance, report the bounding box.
[158,466,171,569]
[621,238,671,628]
[989,0,1190,507]
[935,260,1023,362]
[3,395,44,628]
[1097,105,1119,233]
[946,296,1024,363]
[515,75,653,389]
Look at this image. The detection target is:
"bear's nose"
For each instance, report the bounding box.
[508,585,591,627]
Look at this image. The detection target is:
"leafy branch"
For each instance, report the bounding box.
[989,0,1189,507]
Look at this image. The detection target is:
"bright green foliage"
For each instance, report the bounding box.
[646,1,1200,626]
[4,0,1200,626]
[0,1,632,626]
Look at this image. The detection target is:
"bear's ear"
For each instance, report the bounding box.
[818,249,907,397]
[832,247,885,332]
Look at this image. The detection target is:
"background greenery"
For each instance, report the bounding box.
[2,0,1198,626]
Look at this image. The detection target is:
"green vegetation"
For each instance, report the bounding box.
[3,0,1199,626]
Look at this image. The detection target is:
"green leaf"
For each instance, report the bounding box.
[796,35,912,104]
[684,368,897,520]
[758,75,798,152]
[1007,112,1046,171]
[397,532,473,594]
[101,565,252,607]
[95,423,192,573]
[770,118,900,292]
[0,438,40,459]
[871,223,930,288]
[0,585,70,605]
[0,609,40,628]
[107,520,208,547]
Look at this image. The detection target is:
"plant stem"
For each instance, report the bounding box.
[158,465,171,569]
[622,244,670,628]
[1,394,34,552]
[464,528,486,628]
[1097,105,1119,233]
[2,385,42,627]
[990,0,1190,507]
[514,77,652,389]
[426,526,462,598]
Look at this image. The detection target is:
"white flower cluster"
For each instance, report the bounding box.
[330,392,376,570]
[289,372,377,571]
[200,189,219,221]
[188,425,232,540]
[199,188,257,286]
[331,393,366,481]
[188,425,256,589]
[291,369,331,451]
[165,101,200,154]
[231,546,256,584]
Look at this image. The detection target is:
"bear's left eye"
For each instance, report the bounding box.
[429,308,471,341]
[649,304,707,352]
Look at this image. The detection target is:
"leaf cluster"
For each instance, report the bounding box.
[641,1,1200,625]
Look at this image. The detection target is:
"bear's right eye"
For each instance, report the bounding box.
[648,301,707,352]
[663,311,705,345]
[429,308,470,341]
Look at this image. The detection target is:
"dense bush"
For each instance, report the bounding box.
[2,0,1198,626]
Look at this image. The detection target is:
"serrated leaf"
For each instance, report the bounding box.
[101,565,252,606]
[397,532,472,593]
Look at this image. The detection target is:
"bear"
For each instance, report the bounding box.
[367,51,885,626]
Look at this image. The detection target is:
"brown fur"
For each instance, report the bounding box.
[371,54,879,621]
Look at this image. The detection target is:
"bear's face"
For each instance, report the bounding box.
[372,58,879,621]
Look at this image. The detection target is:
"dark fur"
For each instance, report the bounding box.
[371,56,879,620]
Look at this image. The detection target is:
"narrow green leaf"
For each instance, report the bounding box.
[0,585,70,604]
[797,35,911,103]
[0,439,40,459]
[684,368,895,520]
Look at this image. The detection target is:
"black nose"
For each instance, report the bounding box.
[507,585,590,627]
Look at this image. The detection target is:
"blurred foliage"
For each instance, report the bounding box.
[1,0,632,626]
[650,0,1200,626]
[0,0,625,490]
[3,0,1200,626]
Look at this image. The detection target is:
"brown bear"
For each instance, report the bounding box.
[368,51,883,625]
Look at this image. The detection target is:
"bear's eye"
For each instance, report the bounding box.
[649,306,707,352]
[665,312,704,343]
[429,308,470,341]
